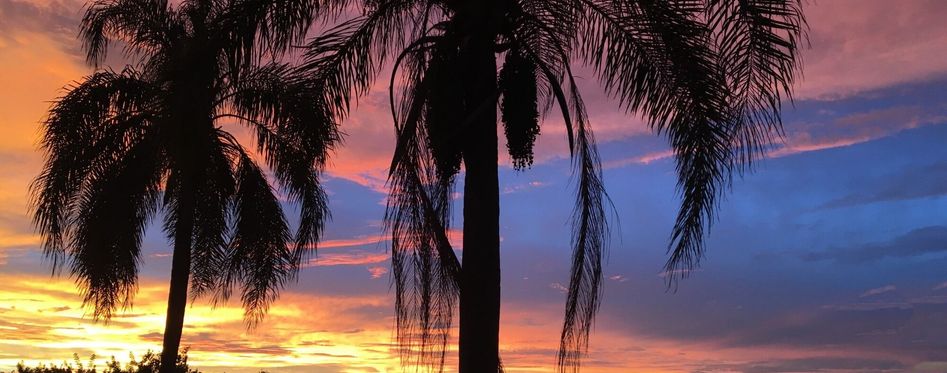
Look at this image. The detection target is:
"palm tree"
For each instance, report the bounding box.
[31,0,340,370]
[301,0,805,371]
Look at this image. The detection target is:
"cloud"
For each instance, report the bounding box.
[603,149,675,168]
[303,251,389,267]
[0,0,82,46]
[735,357,907,373]
[0,273,403,371]
[317,234,387,249]
[603,103,947,169]
[861,285,897,298]
[501,180,549,194]
[802,226,947,264]
[797,0,947,100]
[772,105,947,157]
[548,282,567,294]
[821,162,947,209]
[366,266,387,279]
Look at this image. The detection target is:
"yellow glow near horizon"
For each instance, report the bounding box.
[0,272,726,372]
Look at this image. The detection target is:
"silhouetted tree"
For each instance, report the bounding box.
[301,0,805,371]
[31,0,340,371]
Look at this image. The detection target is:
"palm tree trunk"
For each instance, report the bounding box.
[458,2,502,371]
[160,187,194,372]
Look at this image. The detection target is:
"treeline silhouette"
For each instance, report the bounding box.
[30,0,807,372]
[9,351,198,373]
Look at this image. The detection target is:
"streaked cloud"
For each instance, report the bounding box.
[802,226,947,264]
[860,285,897,298]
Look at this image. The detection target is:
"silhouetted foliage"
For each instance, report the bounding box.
[32,0,340,369]
[10,350,197,373]
[299,0,806,371]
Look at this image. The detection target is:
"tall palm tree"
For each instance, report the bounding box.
[31,0,340,370]
[301,0,805,372]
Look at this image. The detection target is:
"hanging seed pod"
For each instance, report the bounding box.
[425,39,464,180]
[499,47,539,170]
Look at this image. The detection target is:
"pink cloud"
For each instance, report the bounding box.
[305,252,389,267]
[603,149,675,169]
[604,105,947,167]
[367,266,388,279]
[303,229,463,268]
[773,105,946,157]
[318,234,388,250]
[797,0,947,100]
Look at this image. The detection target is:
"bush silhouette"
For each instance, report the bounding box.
[11,350,197,373]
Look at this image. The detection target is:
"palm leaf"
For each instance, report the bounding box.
[224,62,339,265]
[69,129,164,320]
[32,68,159,272]
[80,0,174,65]
[386,38,461,370]
[218,147,294,326]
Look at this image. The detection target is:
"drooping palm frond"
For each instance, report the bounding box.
[503,5,612,368]
[555,71,609,373]
[298,0,423,119]
[385,36,461,370]
[70,132,164,320]
[707,0,806,165]
[32,68,160,275]
[298,8,463,367]
[35,70,165,318]
[570,0,742,282]
[214,0,336,69]
[80,0,175,65]
[218,145,295,326]
[630,1,735,283]
[187,137,235,299]
[224,63,339,265]
[652,0,804,281]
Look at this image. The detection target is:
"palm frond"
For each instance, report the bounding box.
[385,38,461,371]
[218,148,294,326]
[224,62,340,265]
[32,68,159,272]
[648,0,804,282]
[69,130,164,320]
[80,0,174,66]
[187,133,236,299]
[298,0,420,119]
[507,4,614,369]
[557,71,609,373]
[503,8,612,368]
[573,0,746,282]
[708,0,806,165]
[214,0,329,68]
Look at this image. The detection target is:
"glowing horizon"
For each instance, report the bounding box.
[2,0,947,372]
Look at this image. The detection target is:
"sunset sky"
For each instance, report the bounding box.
[2,1,947,372]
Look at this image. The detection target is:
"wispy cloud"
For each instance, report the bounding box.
[860,285,897,298]
[802,226,947,264]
